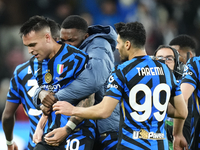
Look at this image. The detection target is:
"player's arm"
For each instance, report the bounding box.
[2,101,19,149]
[57,59,110,103]
[33,47,113,106]
[169,94,188,119]
[44,94,95,145]
[173,83,194,150]
[173,83,194,135]
[33,114,48,144]
[53,96,119,119]
[167,103,175,117]
[32,88,57,108]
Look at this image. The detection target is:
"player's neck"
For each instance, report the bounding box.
[129,48,147,60]
[49,42,62,59]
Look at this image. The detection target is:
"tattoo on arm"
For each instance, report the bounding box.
[77,94,95,108]
[67,94,95,128]
[65,126,73,134]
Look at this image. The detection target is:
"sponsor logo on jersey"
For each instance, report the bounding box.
[108,75,114,83]
[133,129,164,140]
[182,65,190,76]
[107,83,118,89]
[183,65,188,72]
[107,75,118,89]
[45,72,52,83]
[183,71,193,76]
[41,84,61,92]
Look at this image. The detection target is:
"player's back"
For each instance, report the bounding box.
[111,55,180,150]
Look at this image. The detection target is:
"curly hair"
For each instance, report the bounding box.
[169,34,197,55]
[61,15,88,33]
[114,22,146,48]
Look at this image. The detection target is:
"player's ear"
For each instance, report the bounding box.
[84,33,89,40]
[45,33,51,43]
[125,40,131,50]
[188,51,193,59]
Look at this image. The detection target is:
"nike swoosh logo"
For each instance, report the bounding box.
[35,68,41,74]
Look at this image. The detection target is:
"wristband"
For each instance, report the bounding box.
[6,140,13,145]
[66,120,76,130]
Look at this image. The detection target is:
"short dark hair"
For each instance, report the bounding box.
[114,22,146,48]
[50,21,60,41]
[61,15,88,33]
[19,15,60,41]
[169,34,197,55]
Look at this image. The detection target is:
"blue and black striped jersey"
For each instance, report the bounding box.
[181,56,200,150]
[30,43,89,92]
[7,61,44,150]
[30,43,96,140]
[105,55,181,150]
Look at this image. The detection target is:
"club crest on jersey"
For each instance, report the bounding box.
[45,72,52,83]
[133,129,164,140]
[57,64,64,74]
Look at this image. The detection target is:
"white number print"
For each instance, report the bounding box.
[27,79,39,97]
[66,139,80,150]
[130,83,170,122]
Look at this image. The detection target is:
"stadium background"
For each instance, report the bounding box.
[0,0,200,149]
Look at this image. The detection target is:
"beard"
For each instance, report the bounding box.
[120,56,128,63]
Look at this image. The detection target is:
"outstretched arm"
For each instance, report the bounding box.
[53,96,119,120]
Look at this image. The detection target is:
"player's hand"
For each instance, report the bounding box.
[44,126,70,146]
[39,90,57,107]
[33,126,43,144]
[173,134,188,150]
[40,104,51,116]
[53,101,74,116]
[7,142,18,150]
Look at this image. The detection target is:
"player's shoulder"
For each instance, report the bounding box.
[189,56,200,64]
[185,56,200,70]
[14,60,30,74]
[116,55,153,69]
[63,43,88,57]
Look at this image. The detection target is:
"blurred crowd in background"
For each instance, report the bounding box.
[0,0,200,121]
